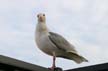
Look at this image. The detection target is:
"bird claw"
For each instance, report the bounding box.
[48,67,55,71]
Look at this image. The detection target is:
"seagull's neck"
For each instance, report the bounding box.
[36,21,49,35]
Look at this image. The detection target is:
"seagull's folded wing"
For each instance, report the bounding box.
[48,32,77,53]
[49,32,88,63]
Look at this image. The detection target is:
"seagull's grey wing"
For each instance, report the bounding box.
[48,32,77,53]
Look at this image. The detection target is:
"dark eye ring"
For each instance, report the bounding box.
[37,15,39,17]
[43,14,45,16]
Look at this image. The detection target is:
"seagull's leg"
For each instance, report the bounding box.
[49,52,56,71]
[52,52,56,69]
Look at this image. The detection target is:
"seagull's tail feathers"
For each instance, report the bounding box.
[60,51,88,64]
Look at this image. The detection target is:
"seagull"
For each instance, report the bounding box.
[35,13,88,70]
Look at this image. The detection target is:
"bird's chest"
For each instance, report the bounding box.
[36,34,56,55]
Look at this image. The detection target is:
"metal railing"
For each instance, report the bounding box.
[0,55,108,71]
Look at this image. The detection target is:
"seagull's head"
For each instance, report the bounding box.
[37,13,46,23]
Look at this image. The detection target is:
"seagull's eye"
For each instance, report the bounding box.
[37,15,39,18]
[43,14,45,16]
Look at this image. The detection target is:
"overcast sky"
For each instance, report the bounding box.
[0,0,108,70]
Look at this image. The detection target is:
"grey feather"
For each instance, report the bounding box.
[59,51,88,63]
[48,32,88,63]
[49,32,77,53]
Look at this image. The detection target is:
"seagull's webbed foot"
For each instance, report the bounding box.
[48,67,63,71]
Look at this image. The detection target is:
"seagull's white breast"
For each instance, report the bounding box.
[35,31,57,56]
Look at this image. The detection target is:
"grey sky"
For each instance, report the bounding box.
[0,0,108,70]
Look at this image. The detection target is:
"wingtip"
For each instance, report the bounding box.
[85,59,89,62]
